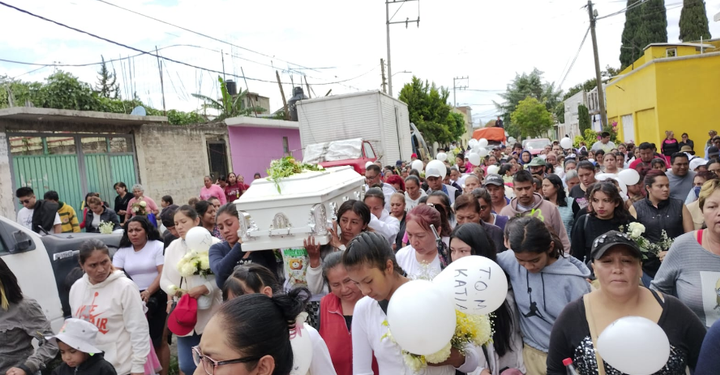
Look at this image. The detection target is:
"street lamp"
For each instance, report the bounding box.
[392,70,412,77]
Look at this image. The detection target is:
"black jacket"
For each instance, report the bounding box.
[50,352,117,375]
[84,208,121,233]
[32,200,59,234]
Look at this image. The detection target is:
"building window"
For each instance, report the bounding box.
[283,136,290,155]
[666,48,677,57]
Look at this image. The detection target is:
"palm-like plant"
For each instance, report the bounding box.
[192,76,266,120]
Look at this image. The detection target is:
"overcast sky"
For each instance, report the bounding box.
[1,0,719,124]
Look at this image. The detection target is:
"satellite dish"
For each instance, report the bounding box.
[130,106,147,116]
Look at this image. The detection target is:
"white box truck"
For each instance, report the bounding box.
[297,91,414,165]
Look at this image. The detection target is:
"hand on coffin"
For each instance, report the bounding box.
[328,221,343,249]
[304,236,322,268]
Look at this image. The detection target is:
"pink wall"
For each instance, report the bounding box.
[227,126,303,182]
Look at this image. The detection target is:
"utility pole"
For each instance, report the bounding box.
[453,76,469,107]
[276,70,289,120]
[380,58,387,94]
[386,0,420,97]
[155,46,166,115]
[587,0,608,127]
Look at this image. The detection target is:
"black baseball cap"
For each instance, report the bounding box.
[591,230,642,260]
[483,174,504,187]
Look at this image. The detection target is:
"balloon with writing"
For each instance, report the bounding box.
[597,316,670,375]
[387,280,456,355]
[185,227,213,252]
[433,255,508,315]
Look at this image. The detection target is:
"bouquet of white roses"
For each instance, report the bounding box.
[620,222,673,259]
[176,250,213,278]
[131,199,147,215]
[98,221,115,234]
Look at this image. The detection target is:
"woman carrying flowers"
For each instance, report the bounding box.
[125,184,159,222]
[632,170,694,286]
[344,231,480,375]
[159,205,221,375]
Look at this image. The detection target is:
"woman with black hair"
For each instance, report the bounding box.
[114,182,132,223]
[194,288,311,375]
[571,181,635,265]
[113,215,168,372]
[449,223,525,375]
[221,265,337,375]
[160,205,222,375]
[498,217,591,375]
[542,174,575,242]
[427,190,455,230]
[0,258,58,375]
[209,203,279,289]
[345,232,480,375]
[194,200,221,239]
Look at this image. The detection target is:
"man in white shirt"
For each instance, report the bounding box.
[15,186,62,234]
[365,164,396,211]
[591,131,617,153]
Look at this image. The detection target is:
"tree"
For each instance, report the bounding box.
[96,56,119,99]
[620,0,644,69]
[638,0,668,47]
[679,0,711,42]
[510,97,554,139]
[398,77,461,145]
[578,104,591,133]
[192,76,266,120]
[494,68,561,138]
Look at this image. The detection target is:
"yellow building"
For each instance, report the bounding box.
[606,41,720,157]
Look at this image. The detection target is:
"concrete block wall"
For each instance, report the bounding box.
[134,123,231,207]
[0,132,16,219]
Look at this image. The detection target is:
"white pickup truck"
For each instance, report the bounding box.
[0,215,122,333]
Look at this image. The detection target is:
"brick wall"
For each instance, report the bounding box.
[134,123,231,207]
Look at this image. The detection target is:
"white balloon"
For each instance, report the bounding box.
[478,138,489,148]
[185,227,214,252]
[618,168,640,186]
[289,323,314,375]
[560,137,573,149]
[411,160,424,172]
[387,280,456,355]
[468,139,479,150]
[597,316,670,375]
[508,137,517,144]
[477,147,489,158]
[434,256,508,315]
[426,160,447,179]
[437,152,447,162]
[487,165,500,175]
[468,153,481,166]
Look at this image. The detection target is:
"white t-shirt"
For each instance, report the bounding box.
[16,208,61,232]
[395,245,442,281]
[92,213,101,229]
[112,240,165,290]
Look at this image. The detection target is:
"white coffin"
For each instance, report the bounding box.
[234,166,365,251]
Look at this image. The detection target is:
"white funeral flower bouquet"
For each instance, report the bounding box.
[619,222,674,259]
[98,221,115,234]
[176,250,213,278]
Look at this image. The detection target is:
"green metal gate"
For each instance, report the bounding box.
[9,134,137,212]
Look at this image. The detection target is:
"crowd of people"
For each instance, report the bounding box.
[4,130,720,375]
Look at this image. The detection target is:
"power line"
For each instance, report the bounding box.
[94,0,322,74]
[558,26,591,89]
[0,1,376,87]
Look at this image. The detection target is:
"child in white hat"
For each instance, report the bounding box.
[48,318,117,375]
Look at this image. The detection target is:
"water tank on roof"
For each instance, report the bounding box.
[225,80,237,96]
[288,87,308,121]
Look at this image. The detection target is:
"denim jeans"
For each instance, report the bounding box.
[641,271,653,288]
[176,332,202,375]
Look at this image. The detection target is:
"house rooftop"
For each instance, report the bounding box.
[644,42,716,51]
[0,107,167,125]
[224,115,298,129]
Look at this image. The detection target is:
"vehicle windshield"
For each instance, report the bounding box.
[524,139,550,150]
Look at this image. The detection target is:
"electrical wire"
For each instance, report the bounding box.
[558,26,591,89]
[0,1,377,87]
[94,0,324,73]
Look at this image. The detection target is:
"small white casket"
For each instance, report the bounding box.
[234,166,365,251]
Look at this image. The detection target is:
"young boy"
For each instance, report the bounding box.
[49,318,117,375]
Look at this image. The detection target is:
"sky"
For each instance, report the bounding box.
[1,0,719,125]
